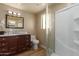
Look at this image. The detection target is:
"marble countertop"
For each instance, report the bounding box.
[0,32,29,37]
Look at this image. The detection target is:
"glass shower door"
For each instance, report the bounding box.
[45,4,55,55]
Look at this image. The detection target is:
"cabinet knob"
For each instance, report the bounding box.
[2,38,5,40]
[2,43,6,46]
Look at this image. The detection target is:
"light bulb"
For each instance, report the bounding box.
[18,13,21,16]
[8,11,12,15]
[13,12,16,15]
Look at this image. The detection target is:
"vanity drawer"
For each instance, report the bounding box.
[0,43,2,48]
[26,39,30,42]
[1,42,8,47]
[0,37,4,42]
[1,37,9,42]
[0,48,2,52]
[9,47,17,53]
[1,47,8,52]
[26,35,30,39]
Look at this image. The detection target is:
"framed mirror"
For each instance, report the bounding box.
[5,15,24,29]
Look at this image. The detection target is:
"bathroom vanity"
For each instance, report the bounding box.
[0,13,32,56]
[0,34,32,56]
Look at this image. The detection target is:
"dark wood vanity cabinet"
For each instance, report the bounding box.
[0,34,32,56]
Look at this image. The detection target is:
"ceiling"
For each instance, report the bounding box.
[3,3,51,13]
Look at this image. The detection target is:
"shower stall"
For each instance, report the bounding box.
[46,3,79,56]
[55,4,79,56]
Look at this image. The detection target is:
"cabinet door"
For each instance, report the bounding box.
[0,37,2,53]
[0,37,3,52]
[17,35,26,51]
[3,36,17,54]
[25,35,31,48]
[8,36,17,52]
[17,35,31,51]
[0,37,8,55]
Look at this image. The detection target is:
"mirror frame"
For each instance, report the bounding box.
[5,14,24,29]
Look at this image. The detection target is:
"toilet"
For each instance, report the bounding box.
[31,35,39,49]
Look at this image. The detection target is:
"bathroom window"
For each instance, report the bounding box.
[41,14,46,29]
[41,13,50,29]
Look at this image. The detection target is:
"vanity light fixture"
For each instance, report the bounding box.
[7,10,21,17]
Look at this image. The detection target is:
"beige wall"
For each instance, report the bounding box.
[36,3,74,50]
[35,10,46,47]
[0,4,36,35]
